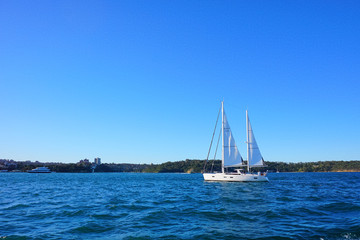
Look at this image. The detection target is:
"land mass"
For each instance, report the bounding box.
[1,159,360,173]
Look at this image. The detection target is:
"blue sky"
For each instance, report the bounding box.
[1,0,359,164]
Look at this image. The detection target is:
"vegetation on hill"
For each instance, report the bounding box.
[1,159,360,173]
[142,159,220,173]
[143,160,360,173]
[265,160,360,173]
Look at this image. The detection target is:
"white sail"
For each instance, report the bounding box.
[247,112,265,167]
[203,102,269,182]
[223,110,244,167]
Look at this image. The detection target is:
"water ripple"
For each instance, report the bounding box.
[1,172,360,239]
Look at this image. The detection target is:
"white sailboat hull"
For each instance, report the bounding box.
[203,172,269,182]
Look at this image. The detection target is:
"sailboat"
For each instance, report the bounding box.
[203,101,269,182]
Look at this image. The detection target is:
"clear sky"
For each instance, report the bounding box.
[1,0,359,164]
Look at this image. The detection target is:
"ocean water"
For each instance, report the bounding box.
[1,172,360,240]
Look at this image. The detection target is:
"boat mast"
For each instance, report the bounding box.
[203,105,221,173]
[221,101,225,173]
[246,110,250,173]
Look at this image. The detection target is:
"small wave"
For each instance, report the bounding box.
[121,204,153,211]
[276,196,297,202]
[252,236,298,240]
[0,235,30,240]
[193,210,253,222]
[140,210,167,223]
[263,210,281,219]
[319,230,360,240]
[61,209,86,217]
[306,196,322,201]
[123,234,180,240]
[90,213,128,220]
[3,204,30,210]
[318,202,360,213]
[69,223,115,234]
[296,207,328,216]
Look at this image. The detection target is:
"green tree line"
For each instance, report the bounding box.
[143,160,360,173]
[1,159,360,173]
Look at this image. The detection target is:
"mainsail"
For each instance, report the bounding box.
[247,111,265,167]
[223,109,244,168]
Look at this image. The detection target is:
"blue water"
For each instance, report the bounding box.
[1,172,360,240]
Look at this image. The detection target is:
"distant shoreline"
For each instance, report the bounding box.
[1,170,360,173]
[1,159,360,173]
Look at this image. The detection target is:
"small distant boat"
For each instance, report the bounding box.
[28,166,52,173]
[203,101,269,182]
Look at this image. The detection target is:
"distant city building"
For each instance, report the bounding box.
[94,157,101,165]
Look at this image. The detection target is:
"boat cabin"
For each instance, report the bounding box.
[235,169,245,174]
